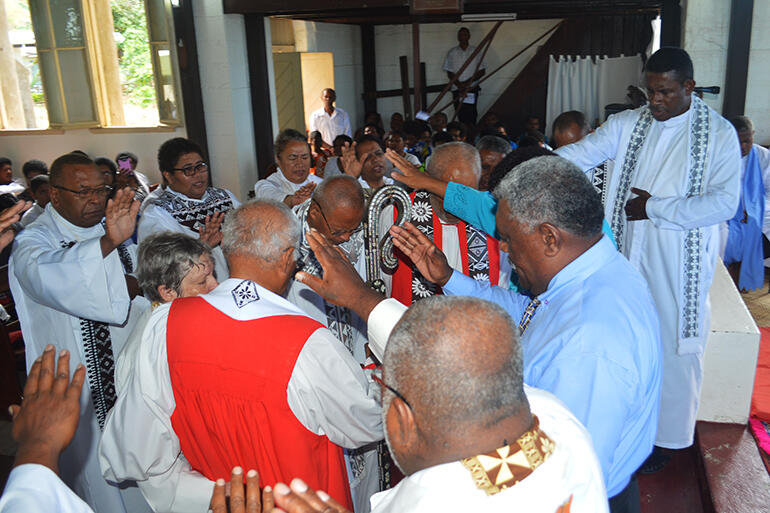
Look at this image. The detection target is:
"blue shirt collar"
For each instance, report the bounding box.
[539,235,615,303]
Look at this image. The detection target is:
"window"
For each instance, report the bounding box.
[0,0,181,130]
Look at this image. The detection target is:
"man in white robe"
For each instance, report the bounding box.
[9,153,151,513]
[138,138,239,281]
[554,48,741,466]
[98,200,382,513]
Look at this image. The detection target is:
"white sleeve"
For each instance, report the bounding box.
[645,121,742,230]
[137,205,187,242]
[442,48,454,73]
[11,229,130,323]
[0,464,94,513]
[555,111,628,173]
[98,305,214,513]
[308,111,319,133]
[287,328,383,448]
[366,298,408,361]
[254,179,288,202]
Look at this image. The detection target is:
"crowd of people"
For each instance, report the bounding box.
[0,46,763,513]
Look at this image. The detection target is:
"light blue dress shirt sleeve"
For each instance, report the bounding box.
[443,182,618,248]
[443,269,527,321]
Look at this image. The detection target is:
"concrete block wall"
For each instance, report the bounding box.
[192,1,257,201]
[746,0,770,145]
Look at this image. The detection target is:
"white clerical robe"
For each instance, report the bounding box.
[138,187,240,281]
[556,97,741,448]
[98,279,383,513]
[9,204,152,513]
[752,144,770,237]
[0,465,95,513]
[363,300,608,512]
[253,170,322,203]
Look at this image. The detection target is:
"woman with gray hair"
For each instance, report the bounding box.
[99,232,218,513]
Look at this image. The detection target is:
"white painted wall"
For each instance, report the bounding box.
[682,0,731,113]
[193,1,257,201]
[0,127,185,184]
[374,20,561,123]
[746,0,770,146]
[293,21,363,129]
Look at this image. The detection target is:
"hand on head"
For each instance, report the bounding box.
[285,183,316,208]
[9,345,86,475]
[295,229,383,320]
[384,149,444,195]
[390,222,452,286]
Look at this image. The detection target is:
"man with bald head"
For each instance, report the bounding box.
[129,200,382,512]
[9,152,151,512]
[391,142,509,304]
[367,295,608,511]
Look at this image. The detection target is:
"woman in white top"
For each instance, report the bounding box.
[253,129,322,206]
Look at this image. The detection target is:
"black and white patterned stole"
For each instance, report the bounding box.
[408,191,495,303]
[591,161,610,207]
[60,236,134,430]
[150,187,235,233]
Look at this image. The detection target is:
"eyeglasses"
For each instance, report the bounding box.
[312,199,363,238]
[372,368,412,410]
[52,184,113,199]
[172,162,209,177]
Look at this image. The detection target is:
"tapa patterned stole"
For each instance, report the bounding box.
[461,415,555,496]
[61,238,135,429]
[393,191,500,304]
[609,96,710,339]
[151,187,234,233]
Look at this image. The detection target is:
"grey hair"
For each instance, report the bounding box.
[221,200,300,262]
[493,156,603,239]
[476,135,512,157]
[426,141,482,182]
[384,296,527,435]
[137,232,212,303]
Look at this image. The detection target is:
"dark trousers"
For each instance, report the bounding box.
[451,90,479,126]
[609,475,641,513]
[763,234,770,259]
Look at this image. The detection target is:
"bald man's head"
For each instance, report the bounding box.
[383,296,528,473]
[308,175,365,244]
[426,142,481,189]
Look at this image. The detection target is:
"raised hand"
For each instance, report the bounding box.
[340,142,363,178]
[285,183,316,208]
[10,345,86,475]
[199,212,225,247]
[390,222,453,286]
[210,466,271,513]
[102,187,140,255]
[295,229,384,320]
[272,478,352,513]
[0,200,32,251]
[385,149,446,196]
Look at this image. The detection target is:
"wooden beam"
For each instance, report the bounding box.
[244,15,275,179]
[364,83,447,100]
[420,62,428,109]
[361,24,377,115]
[723,0,754,118]
[412,23,422,113]
[172,0,209,164]
[399,56,412,119]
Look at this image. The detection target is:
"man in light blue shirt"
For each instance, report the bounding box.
[388,156,662,513]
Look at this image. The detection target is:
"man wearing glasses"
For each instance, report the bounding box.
[138,137,240,280]
[9,152,152,513]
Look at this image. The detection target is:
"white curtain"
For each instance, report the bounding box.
[545,54,643,135]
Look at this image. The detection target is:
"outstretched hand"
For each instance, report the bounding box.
[0,200,32,251]
[102,187,140,255]
[10,345,86,475]
[199,212,225,247]
[272,478,352,513]
[390,222,453,286]
[385,149,446,196]
[340,142,363,179]
[295,229,384,320]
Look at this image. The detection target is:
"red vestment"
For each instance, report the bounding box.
[166,297,352,508]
